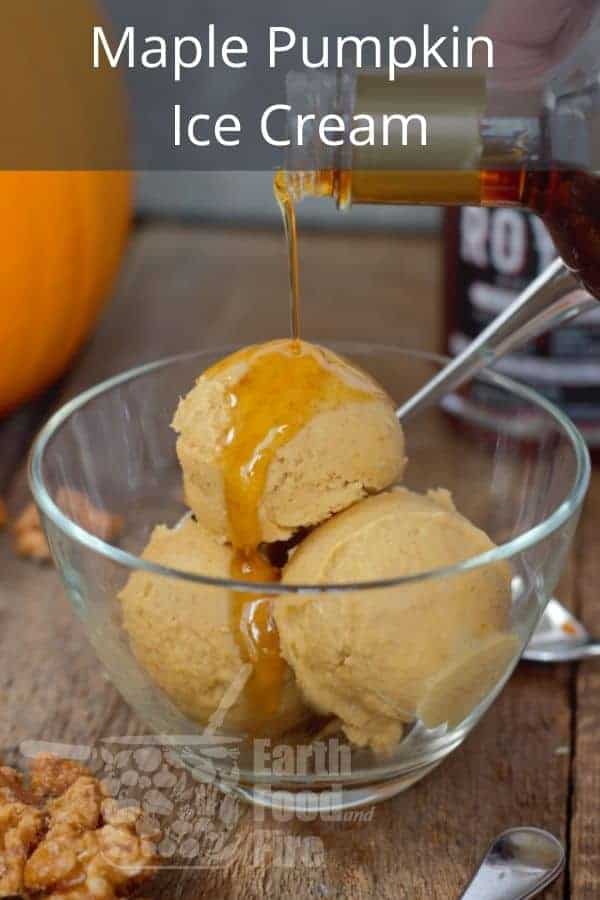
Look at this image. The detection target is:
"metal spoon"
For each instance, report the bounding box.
[460,827,565,899]
[395,260,598,666]
[523,597,600,663]
[398,258,597,422]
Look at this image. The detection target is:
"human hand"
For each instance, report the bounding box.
[480,0,599,78]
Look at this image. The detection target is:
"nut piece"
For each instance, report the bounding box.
[0,765,28,803]
[13,501,41,533]
[47,776,103,832]
[0,755,158,899]
[55,489,124,543]
[30,754,90,801]
[12,502,51,563]
[0,801,44,895]
[25,819,156,899]
[12,492,123,563]
[14,527,52,562]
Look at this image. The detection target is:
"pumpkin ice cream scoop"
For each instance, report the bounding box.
[119,516,309,736]
[171,339,406,546]
[275,487,517,754]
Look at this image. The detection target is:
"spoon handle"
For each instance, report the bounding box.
[398,258,596,422]
[460,828,565,900]
[524,640,600,663]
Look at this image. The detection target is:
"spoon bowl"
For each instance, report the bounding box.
[461,827,565,899]
[523,598,600,663]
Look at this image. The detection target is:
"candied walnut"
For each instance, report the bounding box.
[56,489,123,542]
[101,799,161,851]
[0,801,44,895]
[96,823,156,882]
[46,892,115,900]
[25,826,99,893]
[48,777,102,832]
[46,889,117,900]
[14,526,52,562]
[25,820,156,897]
[100,799,143,831]
[0,765,28,804]
[13,492,123,563]
[0,846,25,895]
[30,754,90,801]
[0,801,44,851]
[12,502,51,562]
[13,501,41,534]
[1,757,158,899]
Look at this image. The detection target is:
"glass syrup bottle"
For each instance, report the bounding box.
[279,24,600,446]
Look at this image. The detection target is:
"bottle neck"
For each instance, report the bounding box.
[284,70,550,208]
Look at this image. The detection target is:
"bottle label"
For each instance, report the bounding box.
[449,207,600,445]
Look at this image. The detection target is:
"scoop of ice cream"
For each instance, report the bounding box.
[119,517,308,737]
[172,339,406,546]
[275,487,516,754]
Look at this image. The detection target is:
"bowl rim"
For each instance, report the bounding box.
[29,342,591,594]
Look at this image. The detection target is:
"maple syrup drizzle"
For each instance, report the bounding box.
[274,170,301,340]
[204,340,378,719]
[230,552,283,719]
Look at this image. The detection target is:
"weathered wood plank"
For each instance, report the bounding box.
[570,471,600,899]
[0,224,577,898]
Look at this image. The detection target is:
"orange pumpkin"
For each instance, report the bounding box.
[0,1,132,416]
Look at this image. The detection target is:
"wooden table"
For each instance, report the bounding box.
[1,224,598,899]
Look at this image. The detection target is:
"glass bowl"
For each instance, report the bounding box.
[29,344,590,812]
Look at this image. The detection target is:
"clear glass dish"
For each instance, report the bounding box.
[29,344,590,812]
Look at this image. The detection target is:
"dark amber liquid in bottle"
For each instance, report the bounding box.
[311,166,600,300]
[482,168,600,299]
